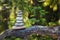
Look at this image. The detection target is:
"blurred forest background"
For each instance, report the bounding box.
[0,0,60,40]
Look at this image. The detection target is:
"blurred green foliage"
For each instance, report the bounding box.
[0,0,60,40]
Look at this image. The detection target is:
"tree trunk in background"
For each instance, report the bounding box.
[58,5,60,19]
[1,0,10,30]
[2,5,10,30]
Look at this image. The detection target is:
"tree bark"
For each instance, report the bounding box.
[0,25,59,40]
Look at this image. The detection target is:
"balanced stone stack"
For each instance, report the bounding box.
[12,10,25,29]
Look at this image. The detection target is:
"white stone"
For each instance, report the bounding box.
[16,21,23,22]
[15,23,24,25]
[16,17,23,20]
[17,15,22,16]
